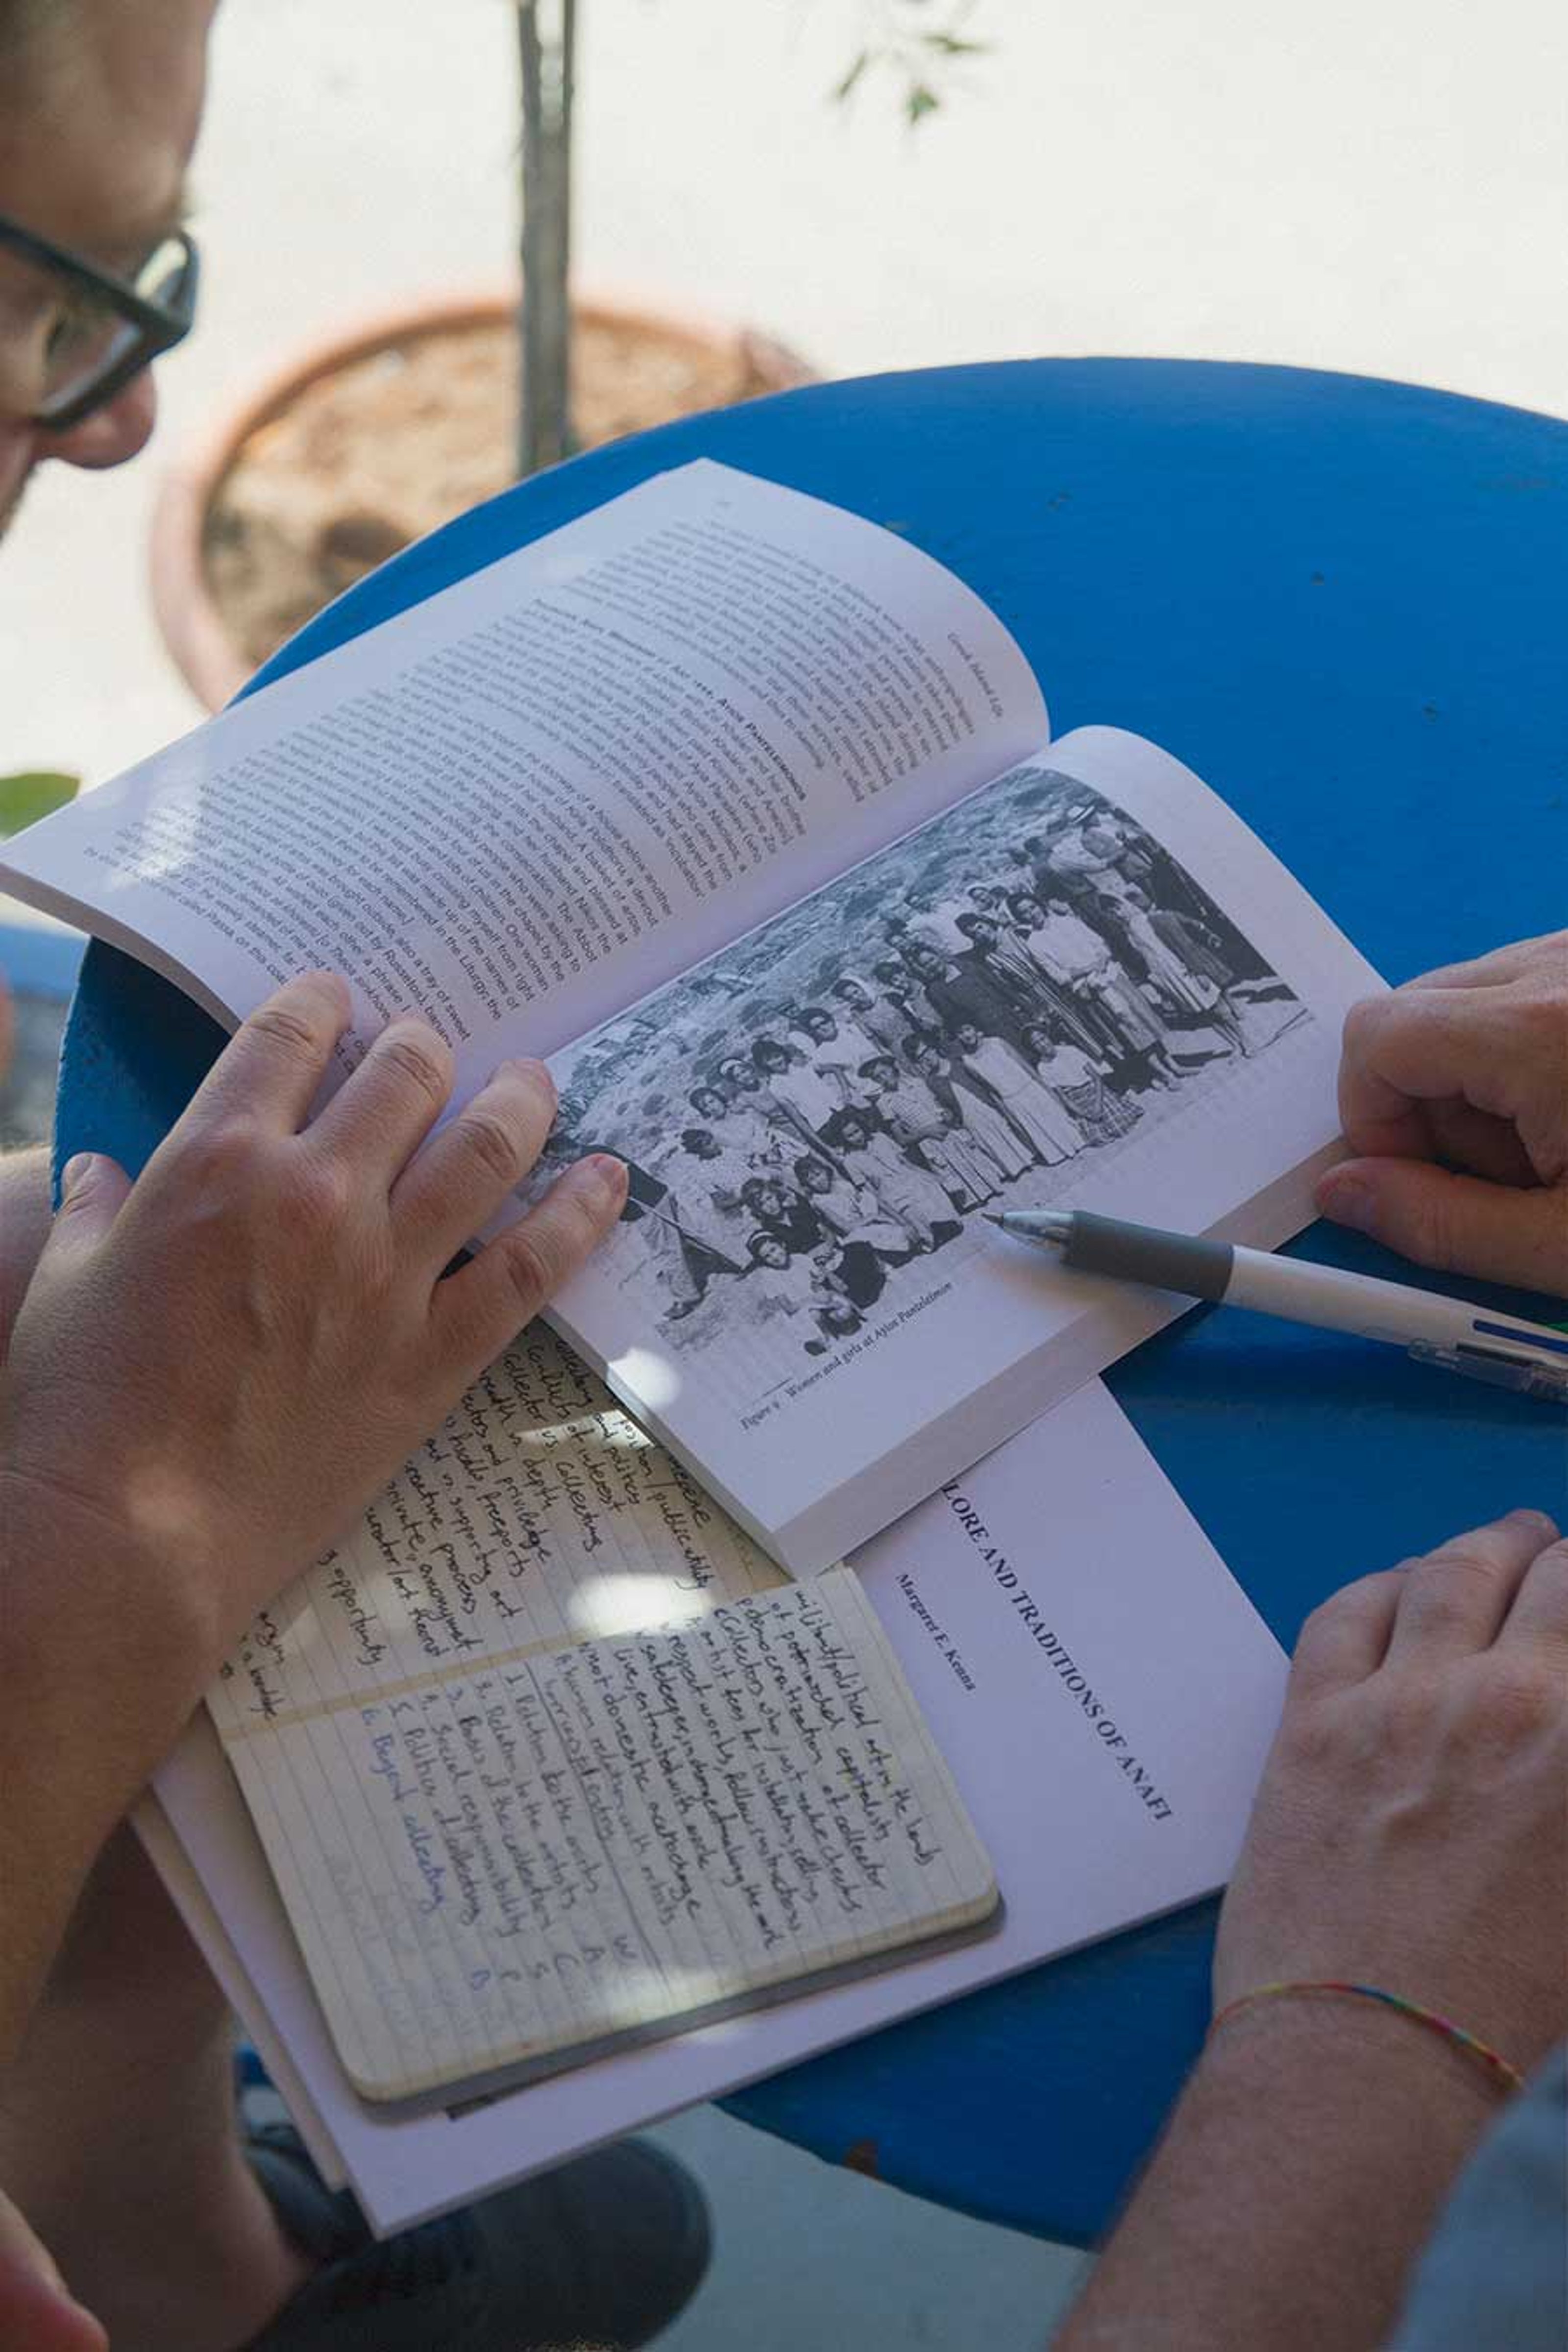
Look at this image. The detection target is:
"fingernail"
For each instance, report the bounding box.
[60,1152,95,1196]
[1321,1175,1375,1233]
[583,1152,629,1204]
[1504,1507,1558,1535]
[498,1056,554,1093]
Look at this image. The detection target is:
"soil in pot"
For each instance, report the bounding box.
[204,312,806,677]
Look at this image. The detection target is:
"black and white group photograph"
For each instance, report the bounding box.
[537,765,1308,1388]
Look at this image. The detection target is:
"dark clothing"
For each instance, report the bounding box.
[1148,906,1237,990]
[755,1195,830,1256]
[755,1203,886,1312]
[925,955,1035,1054]
[827,1242,887,1310]
[753,1194,888,1310]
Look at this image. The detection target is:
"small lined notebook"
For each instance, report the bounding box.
[212,1560,998,2105]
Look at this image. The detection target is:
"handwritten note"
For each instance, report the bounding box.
[218,1570,996,2102]
[213,1327,784,1734]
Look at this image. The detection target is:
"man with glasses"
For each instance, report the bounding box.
[0,9,203,531]
[0,6,709,2349]
[0,207,196,455]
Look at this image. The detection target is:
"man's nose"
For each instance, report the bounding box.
[40,369,158,471]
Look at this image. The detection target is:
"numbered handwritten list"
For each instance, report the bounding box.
[214,1560,996,2103]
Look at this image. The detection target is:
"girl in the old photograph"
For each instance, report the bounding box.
[821,1108,964,1253]
[795,1154,919,1275]
[857,1052,1001,1213]
[743,1232,866,1352]
[1021,1021,1144,1144]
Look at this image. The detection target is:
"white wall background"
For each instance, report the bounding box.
[2,0,1565,794]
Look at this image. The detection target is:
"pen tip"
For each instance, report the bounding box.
[982,1212,1006,1228]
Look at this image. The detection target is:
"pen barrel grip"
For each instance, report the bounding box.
[1062,1213,1234,1301]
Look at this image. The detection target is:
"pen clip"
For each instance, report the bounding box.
[1408,1341,1568,1403]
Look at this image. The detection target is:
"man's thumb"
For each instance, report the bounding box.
[51,1152,132,1247]
[1316,1157,1568,1298]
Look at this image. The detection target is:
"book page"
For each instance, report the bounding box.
[211,1568,996,2103]
[150,1382,1287,2234]
[0,462,1046,1118]
[535,727,1384,1568]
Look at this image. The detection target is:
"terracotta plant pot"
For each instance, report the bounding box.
[149,291,817,712]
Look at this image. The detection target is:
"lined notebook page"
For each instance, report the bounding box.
[212,1326,784,1741]
[214,1569,997,2102]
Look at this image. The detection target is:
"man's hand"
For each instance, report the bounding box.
[1057,1510,1568,2352]
[1316,929,1568,1295]
[0,971,627,1715]
[1216,1508,1568,2079]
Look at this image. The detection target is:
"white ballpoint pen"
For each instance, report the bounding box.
[985,1207,1568,1401]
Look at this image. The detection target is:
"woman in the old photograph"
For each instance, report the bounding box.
[902,1036,1012,1203]
[949,1020,1086,1167]
[857,1052,1000,1212]
[689,1081,777,1174]
[829,973,915,1060]
[752,1033,844,1140]
[792,1004,881,1106]
[714,1056,801,1157]
[738,1173,829,1259]
[872,952,946,1043]
[1000,890,1125,1057]
[1114,885,1249,1055]
[1028,892,1185,1090]
[643,1173,748,1323]
[670,1126,762,1241]
[931,1031,1035,1181]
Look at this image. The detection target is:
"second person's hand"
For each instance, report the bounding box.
[1316,929,1568,1295]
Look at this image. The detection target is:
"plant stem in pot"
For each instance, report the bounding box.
[516,0,575,475]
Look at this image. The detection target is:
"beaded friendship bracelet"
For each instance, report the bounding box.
[1208,1980,1526,2097]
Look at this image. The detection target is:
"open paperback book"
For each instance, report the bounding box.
[141,1371,1287,2222]
[0,458,1380,1569]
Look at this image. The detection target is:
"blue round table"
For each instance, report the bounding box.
[58,360,1568,2245]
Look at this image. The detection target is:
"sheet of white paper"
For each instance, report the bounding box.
[540,723,1382,1570]
[151,1383,1286,2234]
[133,1794,349,2193]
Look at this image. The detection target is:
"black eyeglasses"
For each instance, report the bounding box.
[0,212,198,430]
